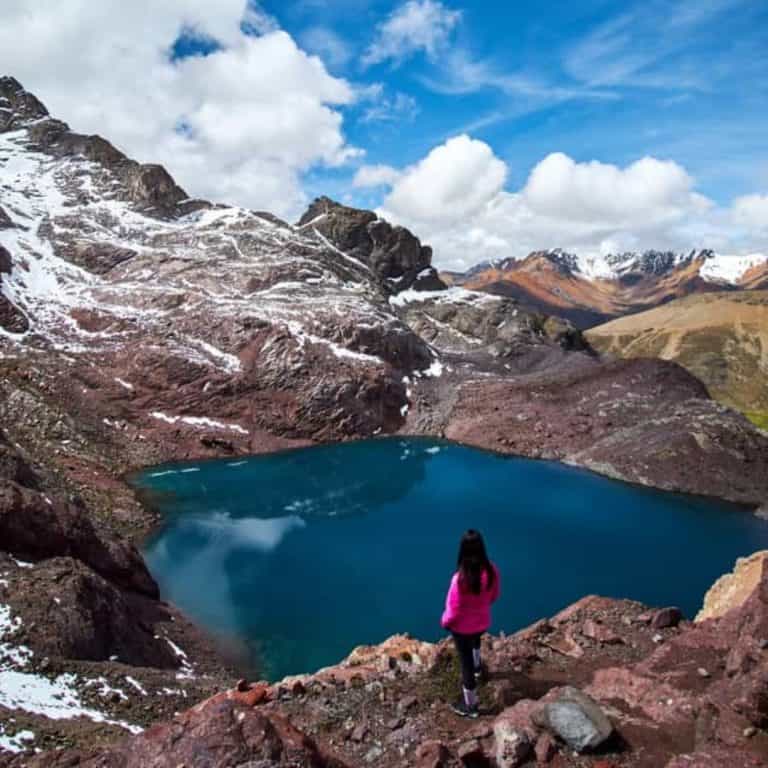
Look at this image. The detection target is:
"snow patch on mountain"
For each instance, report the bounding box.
[700,252,768,283]
[1,581,143,747]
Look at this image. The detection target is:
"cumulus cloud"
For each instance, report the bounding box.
[523,152,709,226]
[377,135,766,271]
[362,0,461,67]
[353,164,402,188]
[383,135,507,222]
[0,0,359,218]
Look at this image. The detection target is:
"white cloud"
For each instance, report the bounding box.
[0,1,359,219]
[360,91,419,123]
[383,135,507,222]
[353,164,402,188]
[523,152,707,226]
[300,26,353,71]
[362,0,461,67]
[378,135,765,271]
[733,194,768,232]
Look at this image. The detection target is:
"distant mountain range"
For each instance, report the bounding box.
[442,248,768,329]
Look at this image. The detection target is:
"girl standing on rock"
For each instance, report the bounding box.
[441,529,500,718]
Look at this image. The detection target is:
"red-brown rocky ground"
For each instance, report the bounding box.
[2,76,768,766]
[10,555,768,768]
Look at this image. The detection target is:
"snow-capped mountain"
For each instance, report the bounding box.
[446,247,768,328]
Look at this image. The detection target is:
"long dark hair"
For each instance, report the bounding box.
[456,529,495,594]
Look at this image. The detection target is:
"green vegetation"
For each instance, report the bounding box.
[746,412,768,431]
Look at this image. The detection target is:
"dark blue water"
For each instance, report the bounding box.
[134,438,767,682]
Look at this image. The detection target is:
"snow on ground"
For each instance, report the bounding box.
[389,286,498,308]
[0,670,138,734]
[151,412,249,435]
[0,723,35,754]
[124,676,147,695]
[163,637,195,680]
[0,576,143,747]
[422,359,444,377]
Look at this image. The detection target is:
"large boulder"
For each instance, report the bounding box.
[532,686,613,752]
[0,75,49,131]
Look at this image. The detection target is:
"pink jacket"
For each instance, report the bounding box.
[440,563,500,634]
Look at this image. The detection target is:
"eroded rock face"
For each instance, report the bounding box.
[5,556,178,666]
[0,481,157,597]
[56,242,137,275]
[0,75,48,129]
[298,196,443,291]
[0,432,156,598]
[697,551,768,622]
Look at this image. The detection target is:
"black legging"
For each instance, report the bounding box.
[452,631,482,690]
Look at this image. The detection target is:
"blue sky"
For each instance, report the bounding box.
[255,0,768,207]
[4,0,767,267]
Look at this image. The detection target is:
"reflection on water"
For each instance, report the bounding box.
[135,438,768,682]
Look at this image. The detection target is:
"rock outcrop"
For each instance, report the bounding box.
[298,196,444,292]
[696,550,768,621]
[15,552,768,767]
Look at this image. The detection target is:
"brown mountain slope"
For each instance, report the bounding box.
[444,251,735,329]
[741,261,768,290]
[585,291,768,414]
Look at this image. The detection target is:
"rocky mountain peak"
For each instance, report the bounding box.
[297,196,444,292]
[1,77,198,219]
[0,75,49,130]
[604,249,702,277]
[531,249,580,274]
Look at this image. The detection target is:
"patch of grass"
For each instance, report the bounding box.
[746,411,768,431]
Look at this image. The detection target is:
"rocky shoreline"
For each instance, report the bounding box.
[2,75,768,765]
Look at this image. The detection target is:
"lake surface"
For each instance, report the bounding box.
[134,438,767,681]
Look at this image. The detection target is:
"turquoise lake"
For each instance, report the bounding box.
[135,438,768,682]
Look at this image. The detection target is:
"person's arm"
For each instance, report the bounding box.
[440,573,461,629]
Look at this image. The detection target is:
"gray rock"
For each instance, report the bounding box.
[493,719,532,767]
[533,686,613,752]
